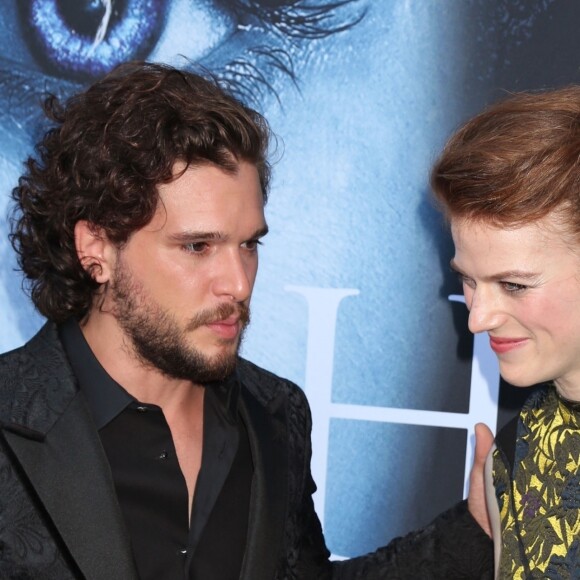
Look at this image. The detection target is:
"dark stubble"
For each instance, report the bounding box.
[110,258,250,383]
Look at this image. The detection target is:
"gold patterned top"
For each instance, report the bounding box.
[493,385,580,579]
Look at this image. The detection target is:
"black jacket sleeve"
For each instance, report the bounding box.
[288,385,494,580]
[331,500,494,579]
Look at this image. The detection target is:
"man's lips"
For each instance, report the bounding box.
[489,336,528,354]
[205,315,241,339]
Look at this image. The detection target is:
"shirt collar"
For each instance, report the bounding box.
[59,318,133,429]
[58,318,241,429]
[206,368,241,425]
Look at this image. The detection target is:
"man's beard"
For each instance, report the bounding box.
[110,259,250,383]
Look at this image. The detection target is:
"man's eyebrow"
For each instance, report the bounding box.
[252,225,269,239]
[168,231,225,243]
[449,259,539,281]
[168,225,269,243]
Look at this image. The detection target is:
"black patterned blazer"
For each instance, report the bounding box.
[0,323,493,579]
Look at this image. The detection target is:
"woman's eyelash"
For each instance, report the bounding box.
[501,281,528,293]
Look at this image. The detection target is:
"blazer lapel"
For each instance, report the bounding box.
[0,322,138,580]
[3,393,138,580]
[239,384,288,580]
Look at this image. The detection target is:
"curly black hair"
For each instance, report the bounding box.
[10,61,272,323]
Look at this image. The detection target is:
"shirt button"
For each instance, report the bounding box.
[136,406,148,412]
[158,450,168,460]
[179,548,188,556]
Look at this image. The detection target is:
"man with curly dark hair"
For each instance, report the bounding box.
[0,61,492,579]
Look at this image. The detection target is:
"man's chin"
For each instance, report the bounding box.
[194,358,238,384]
[185,347,240,383]
[196,339,240,360]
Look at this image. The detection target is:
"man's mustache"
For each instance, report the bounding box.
[185,302,250,332]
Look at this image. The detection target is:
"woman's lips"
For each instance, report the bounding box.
[489,336,528,354]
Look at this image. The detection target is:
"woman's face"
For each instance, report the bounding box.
[451,212,580,400]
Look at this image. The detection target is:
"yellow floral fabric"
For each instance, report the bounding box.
[493,386,580,579]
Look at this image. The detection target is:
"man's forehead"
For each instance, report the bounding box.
[140,163,264,235]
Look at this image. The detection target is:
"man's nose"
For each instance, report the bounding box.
[212,250,253,302]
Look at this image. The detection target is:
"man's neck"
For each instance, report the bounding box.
[79,311,203,412]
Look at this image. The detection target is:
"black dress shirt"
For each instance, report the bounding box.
[59,319,253,579]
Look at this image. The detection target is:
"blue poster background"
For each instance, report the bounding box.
[0,0,578,558]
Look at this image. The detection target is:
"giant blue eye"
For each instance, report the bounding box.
[21,0,167,80]
[9,0,364,103]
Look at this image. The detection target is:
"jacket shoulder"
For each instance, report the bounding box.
[237,357,309,409]
[0,321,65,368]
[0,322,77,433]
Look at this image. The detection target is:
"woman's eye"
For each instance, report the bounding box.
[502,281,527,293]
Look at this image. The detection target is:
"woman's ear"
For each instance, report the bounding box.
[74,220,115,284]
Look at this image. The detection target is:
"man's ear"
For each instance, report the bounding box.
[74,220,115,284]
